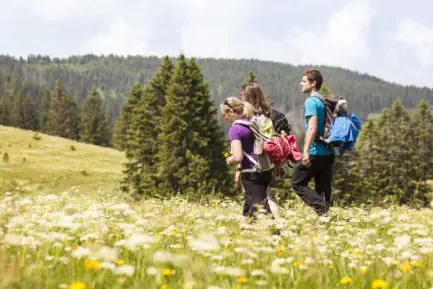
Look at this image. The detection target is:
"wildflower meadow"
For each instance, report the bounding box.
[1,188,433,289]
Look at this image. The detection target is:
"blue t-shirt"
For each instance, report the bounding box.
[304,93,334,156]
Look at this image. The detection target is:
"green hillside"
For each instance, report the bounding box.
[0,125,124,195]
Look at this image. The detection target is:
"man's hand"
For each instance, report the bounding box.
[302,152,311,167]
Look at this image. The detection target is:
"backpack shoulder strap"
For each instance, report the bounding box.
[232,120,250,127]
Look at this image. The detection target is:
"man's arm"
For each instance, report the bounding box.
[303,116,318,166]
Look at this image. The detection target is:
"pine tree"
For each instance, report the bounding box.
[22,95,40,130]
[122,56,174,196]
[186,58,230,193]
[45,80,67,136]
[112,84,142,150]
[156,55,230,195]
[0,96,13,126]
[45,80,80,140]
[246,70,257,83]
[155,55,191,193]
[39,90,51,130]
[353,118,382,203]
[81,89,110,146]
[14,91,26,128]
[319,83,333,97]
[411,100,433,201]
[63,95,81,140]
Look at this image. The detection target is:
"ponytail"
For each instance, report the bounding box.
[220,96,253,119]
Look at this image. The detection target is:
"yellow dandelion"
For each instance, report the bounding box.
[116,259,125,265]
[276,247,285,256]
[400,264,411,272]
[411,261,421,268]
[161,284,168,289]
[340,277,352,285]
[238,277,248,284]
[224,152,229,158]
[163,268,173,276]
[69,282,86,289]
[293,260,302,267]
[353,252,361,257]
[84,260,100,270]
[360,267,368,275]
[371,279,388,289]
[328,265,334,269]
[235,285,242,289]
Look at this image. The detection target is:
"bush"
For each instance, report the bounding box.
[3,152,9,163]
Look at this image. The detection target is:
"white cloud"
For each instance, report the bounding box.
[82,21,150,56]
[396,18,433,67]
[287,0,376,68]
[17,0,113,20]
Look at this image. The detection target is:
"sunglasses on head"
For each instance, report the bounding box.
[223,99,235,111]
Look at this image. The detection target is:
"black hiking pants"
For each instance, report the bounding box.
[241,171,273,217]
[291,154,335,215]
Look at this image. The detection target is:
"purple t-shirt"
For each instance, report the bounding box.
[228,118,258,169]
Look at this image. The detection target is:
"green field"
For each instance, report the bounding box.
[1,126,433,289]
[0,125,125,196]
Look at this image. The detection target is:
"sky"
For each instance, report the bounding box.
[1,0,432,88]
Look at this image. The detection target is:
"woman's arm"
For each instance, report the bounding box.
[226,140,243,165]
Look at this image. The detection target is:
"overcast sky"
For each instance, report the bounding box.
[1,0,432,88]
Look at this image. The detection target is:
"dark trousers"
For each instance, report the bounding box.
[291,154,335,215]
[241,171,273,217]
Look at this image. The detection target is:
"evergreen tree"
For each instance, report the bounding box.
[14,91,26,128]
[156,55,230,195]
[62,95,81,140]
[319,83,333,97]
[246,70,257,83]
[0,96,13,126]
[122,56,174,196]
[81,89,110,146]
[22,95,40,130]
[112,84,142,150]
[45,80,81,140]
[186,58,231,193]
[39,90,51,130]
[412,100,433,196]
[45,80,67,136]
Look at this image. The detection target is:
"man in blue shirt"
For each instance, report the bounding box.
[291,70,335,215]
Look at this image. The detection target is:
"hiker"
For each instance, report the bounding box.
[240,82,292,135]
[291,70,335,215]
[220,97,274,217]
[240,82,290,218]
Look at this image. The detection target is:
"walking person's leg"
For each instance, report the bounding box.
[314,155,335,213]
[291,156,326,214]
[241,172,271,217]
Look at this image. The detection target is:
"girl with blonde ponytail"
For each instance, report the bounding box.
[220,97,274,218]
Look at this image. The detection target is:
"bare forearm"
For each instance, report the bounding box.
[304,127,317,154]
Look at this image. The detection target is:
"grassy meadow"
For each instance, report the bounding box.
[0,125,124,196]
[1,126,433,289]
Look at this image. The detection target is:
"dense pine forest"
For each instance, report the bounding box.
[1,54,433,139]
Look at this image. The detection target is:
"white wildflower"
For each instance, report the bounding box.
[395,235,411,251]
[214,266,245,277]
[189,234,220,252]
[4,234,22,246]
[114,265,135,276]
[146,267,158,276]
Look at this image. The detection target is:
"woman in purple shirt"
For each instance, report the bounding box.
[220,96,273,217]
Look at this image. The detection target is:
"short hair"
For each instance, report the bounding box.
[303,70,323,90]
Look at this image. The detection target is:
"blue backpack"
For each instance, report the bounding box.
[314,95,362,156]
